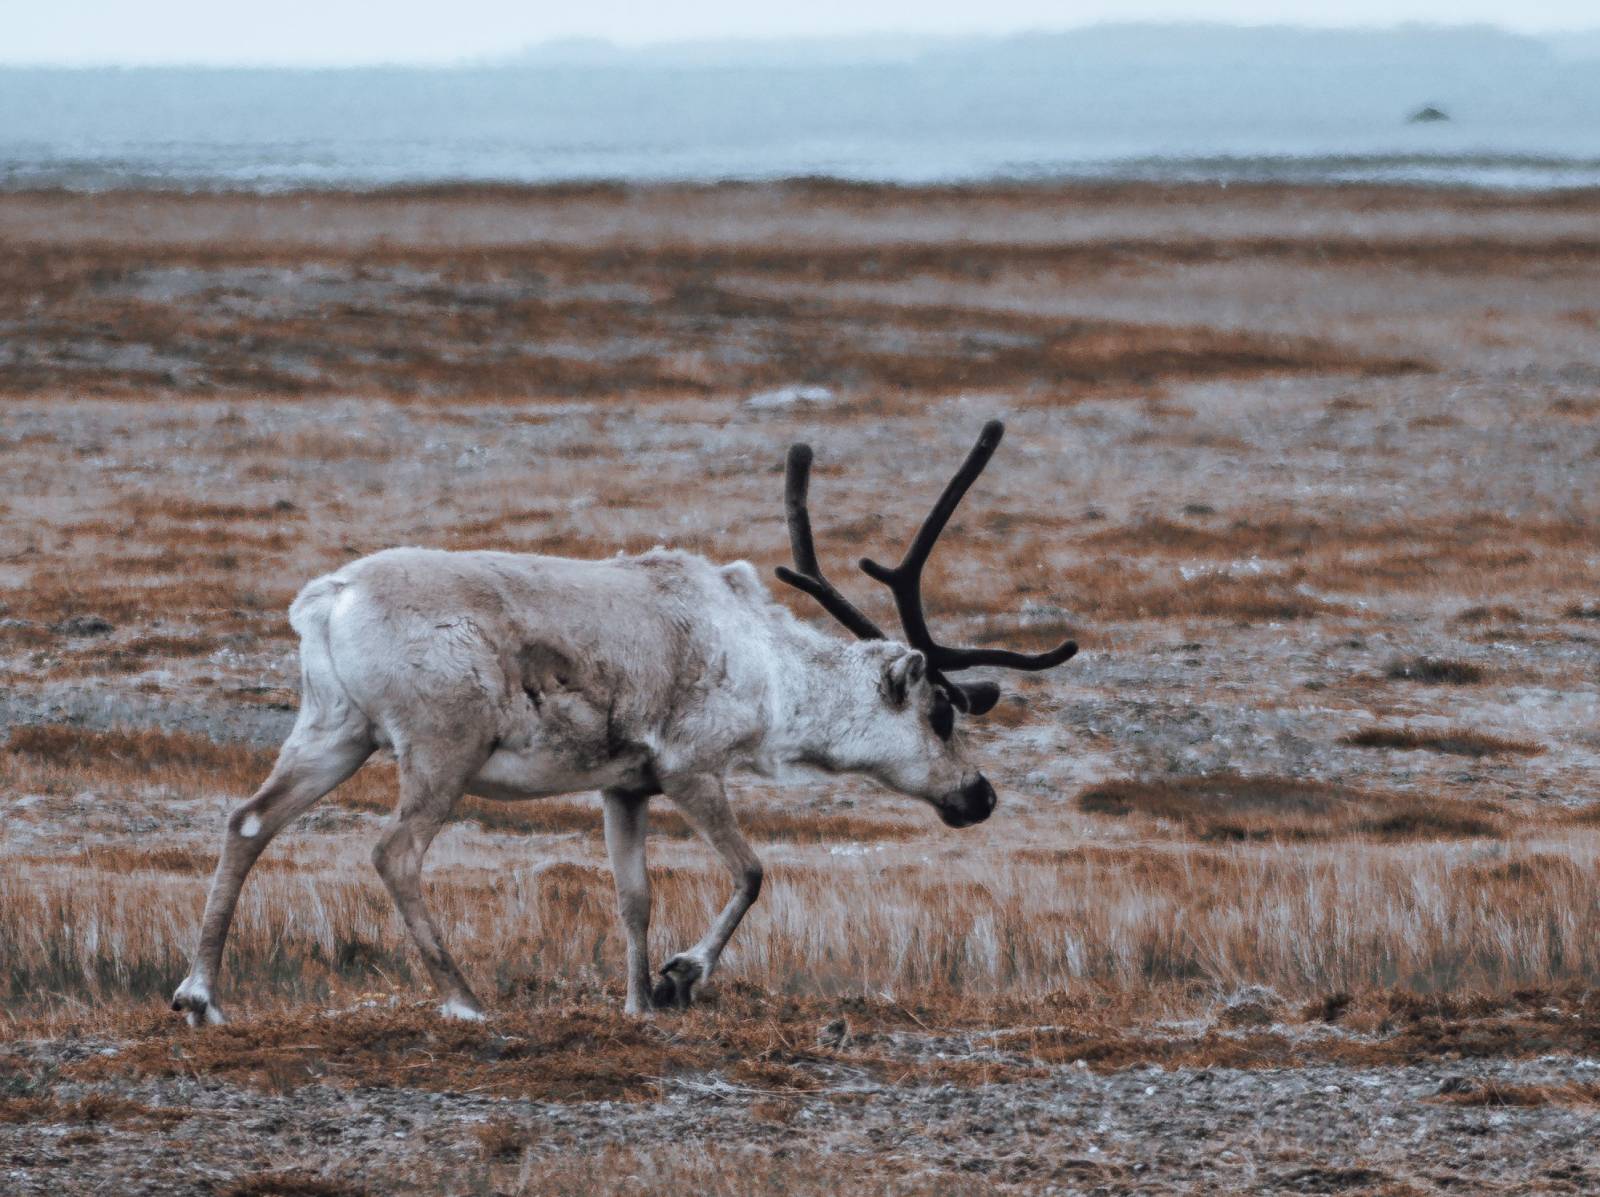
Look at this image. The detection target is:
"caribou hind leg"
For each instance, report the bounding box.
[172,719,372,1027]
[652,773,763,1009]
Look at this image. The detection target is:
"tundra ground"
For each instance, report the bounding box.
[1,181,1599,1195]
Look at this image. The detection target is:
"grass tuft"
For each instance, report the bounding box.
[1431,1079,1600,1108]
[220,1174,371,1197]
[1075,773,1501,841]
[1340,727,1542,758]
[1383,656,1485,685]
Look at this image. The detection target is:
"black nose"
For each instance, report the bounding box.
[940,775,997,828]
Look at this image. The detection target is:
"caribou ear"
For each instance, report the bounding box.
[953,680,1002,716]
[881,650,926,706]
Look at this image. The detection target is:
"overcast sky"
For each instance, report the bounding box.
[8,1,1598,66]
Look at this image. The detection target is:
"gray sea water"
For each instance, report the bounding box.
[4,26,1598,191]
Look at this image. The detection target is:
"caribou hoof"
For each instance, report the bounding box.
[170,978,227,1028]
[651,955,704,1010]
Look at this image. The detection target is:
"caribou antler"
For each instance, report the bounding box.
[775,419,1078,716]
[773,444,886,643]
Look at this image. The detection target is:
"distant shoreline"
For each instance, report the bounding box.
[8,152,1600,195]
[6,172,1600,201]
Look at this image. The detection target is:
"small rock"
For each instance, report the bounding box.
[52,614,114,637]
[745,384,835,410]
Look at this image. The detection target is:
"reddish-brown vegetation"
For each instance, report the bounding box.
[0,1091,188,1130]
[1341,726,1542,758]
[37,985,1600,1108]
[6,723,267,780]
[1074,773,1501,841]
[0,233,1430,402]
[1384,656,1486,685]
[1430,1079,1600,1108]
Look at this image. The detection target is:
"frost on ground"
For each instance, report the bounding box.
[1,181,1599,1194]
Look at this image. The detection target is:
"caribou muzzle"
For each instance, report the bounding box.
[939,774,997,828]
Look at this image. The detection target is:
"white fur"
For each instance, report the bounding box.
[295,546,975,804]
[238,814,261,838]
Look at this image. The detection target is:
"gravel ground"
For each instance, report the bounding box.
[5,1025,1600,1196]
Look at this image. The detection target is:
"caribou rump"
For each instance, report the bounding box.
[171,420,1077,1024]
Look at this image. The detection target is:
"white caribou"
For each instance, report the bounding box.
[171,420,1077,1023]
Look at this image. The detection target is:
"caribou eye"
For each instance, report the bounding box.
[929,692,955,741]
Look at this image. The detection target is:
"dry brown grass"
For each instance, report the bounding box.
[33,985,1600,1110]
[1430,1078,1600,1108]
[0,240,1425,401]
[122,496,304,523]
[1455,604,1526,624]
[1383,656,1486,685]
[474,1117,534,1161]
[1074,773,1501,842]
[1341,727,1542,758]
[215,1149,998,1197]
[9,810,1599,1017]
[1074,514,1600,616]
[0,1091,188,1130]
[8,570,289,630]
[61,998,1039,1102]
[1084,513,1600,562]
[490,1142,1003,1197]
[221,1174,370,1197]
[6,723,267,782]
[63,844,300,875]
[1050,560,1342,623]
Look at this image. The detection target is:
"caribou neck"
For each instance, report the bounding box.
[755,614,878,776]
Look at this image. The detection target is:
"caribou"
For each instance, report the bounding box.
[171,420,1077,1024]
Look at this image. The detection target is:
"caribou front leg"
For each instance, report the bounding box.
[602,788,653,1015]
[373,739,492,1021]
[653,773,762,1009]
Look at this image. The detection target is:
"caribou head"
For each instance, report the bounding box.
[775,419,1078,828]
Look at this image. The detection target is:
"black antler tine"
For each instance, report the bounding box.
[858,420,1005,652]
[777,422,1080,709]
[861,419,1004,580]
[855,419,1082,685]
[782,444,823,576]
[936,640,1080,672]
[773,442,886,642]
